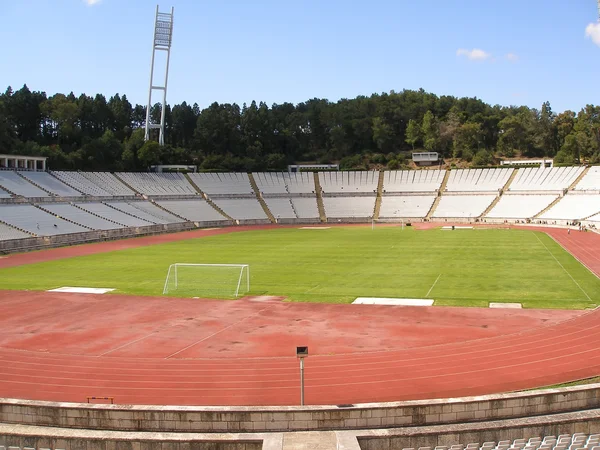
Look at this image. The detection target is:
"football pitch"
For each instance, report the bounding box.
[1,227,599,309]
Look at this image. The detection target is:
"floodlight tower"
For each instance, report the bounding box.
[144,5,174,146]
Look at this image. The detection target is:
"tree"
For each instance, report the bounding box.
[137,140,162,168]
[405,119,421,150]
[421,110,440,152]
[453,122,482,159]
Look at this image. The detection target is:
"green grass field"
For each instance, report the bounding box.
[1,227,599,308]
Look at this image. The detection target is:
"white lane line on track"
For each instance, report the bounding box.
[533,232,592,302]
[98,331,157,357]
[549,233,600,278]
[164,305,275,359]
[425,273,441,298]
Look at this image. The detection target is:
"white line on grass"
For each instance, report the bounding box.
[425,273,442,298]
[533,232,592,302]
[304,284,321,294]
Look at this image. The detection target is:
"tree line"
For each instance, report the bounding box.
[1,84,599,172]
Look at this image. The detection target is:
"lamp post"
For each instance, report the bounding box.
[296,346,308,405]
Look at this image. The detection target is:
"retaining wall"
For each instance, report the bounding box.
[1,385,600,434]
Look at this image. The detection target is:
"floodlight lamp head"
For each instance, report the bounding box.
[296,346,309,358]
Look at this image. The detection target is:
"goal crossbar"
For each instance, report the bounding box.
[162,263,250,297]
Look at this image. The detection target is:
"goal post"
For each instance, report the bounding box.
[162,263,250,298]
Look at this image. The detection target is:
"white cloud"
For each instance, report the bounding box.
[506,53,519,62]
[456,48,492,61]
[585,22,600,47]
[83,0,101,5]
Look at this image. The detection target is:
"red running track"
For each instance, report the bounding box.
[0,224,598,406]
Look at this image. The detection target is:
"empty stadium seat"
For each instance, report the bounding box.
[0,222,31,240]
[155,199,226,221]
[18,171,81,196]
[42,203,122,230]
[263,198,297,219]
[291,197,320,218]
[383,170,445,193]
[379,195,436,218]
[188,172,254,195]
[508,167,584,192]
[432,195,496,218]
[539,194,600,220]
[107,201,177,224]
[318,171,379,194]
[323,197,375,218]
[75,203,154,227]
[445,168,512,192]
[0,204,89,235]
[212,198,268,220]
[118,173,196,196]
[573,166,600,191]
[485,194,557,219]
[0,171,49,197]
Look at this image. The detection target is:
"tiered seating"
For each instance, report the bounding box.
[379,196,436,218]
[383,170,445,193]
[252,172,316,194]
[574,166,600,191]
[485,195,557,219]
[588,212,600,222]
[84,172,135,196]
[43,203,121,230]
[188,173,254,195]
[432,195,496,218]
[212,198,268,220]
[508,166,584,192]
[539,194,600,220]
[318,171,379,194]
[18,171,81,196]
[0,185,10,198]
[107,201,177,224]
[399,433,600,450]
[0,171,48,197]
[323,197,375,218]
[75,203,153,227]
[52,171,113,196]
[292,198,320,218]
[0,204,88,235]
[121,201,182,223]
[445,168,512,192]
[155,199,226,221]
[263,198,296,219]
[0,222,31,240]
[117,173,196,196]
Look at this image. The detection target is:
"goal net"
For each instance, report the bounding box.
[162,263,250,298]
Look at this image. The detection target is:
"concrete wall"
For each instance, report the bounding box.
[356,409,600,450]
[2,384,600,434]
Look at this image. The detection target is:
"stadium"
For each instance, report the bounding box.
[1,165,600,449]
[3,1,600,449]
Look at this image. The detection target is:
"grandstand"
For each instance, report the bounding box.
[445,168,512,192]
[0,166,600,249]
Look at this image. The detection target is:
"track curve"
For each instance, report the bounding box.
[0,224,598,406]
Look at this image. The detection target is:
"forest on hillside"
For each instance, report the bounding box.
[1,85,599,172]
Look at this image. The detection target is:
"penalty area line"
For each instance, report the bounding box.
[425,273,442,298]
[533,232,592,302]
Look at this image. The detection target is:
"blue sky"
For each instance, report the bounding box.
[2,0,600,113]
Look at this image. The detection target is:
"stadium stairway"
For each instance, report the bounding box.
[49,170,85,194]
[0,181,16,197]
[183,173,235,221]
[479,168,519,219]
[248,173,276,223]
[425,170,450,220]
[0,218,36,237]
[34,203,94,230]
[313,172,327,222]
[112,173,141,195]
[15,172,53,196]
[373,170,385,219]
[102,201,161,225]
[532,195,564,219]
[569,165,591,190]
[149,199,190,222]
